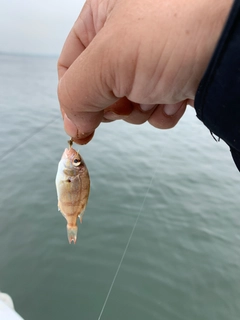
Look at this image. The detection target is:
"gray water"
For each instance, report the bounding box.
[0,53,240,320]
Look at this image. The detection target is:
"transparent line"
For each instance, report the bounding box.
[0,116,59,161]
[97,169,156,320]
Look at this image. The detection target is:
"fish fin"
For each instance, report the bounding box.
[78,210,85,224]
[67,225,78,244]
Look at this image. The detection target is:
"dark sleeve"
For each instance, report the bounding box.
[195,0,240,171]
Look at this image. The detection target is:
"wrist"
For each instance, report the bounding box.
[191,0,234,98]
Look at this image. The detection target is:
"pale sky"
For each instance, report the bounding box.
[0,0,85,56]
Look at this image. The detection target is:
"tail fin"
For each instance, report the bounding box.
[67,225,78,244]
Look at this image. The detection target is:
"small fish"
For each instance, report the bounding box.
[55,139,90,244]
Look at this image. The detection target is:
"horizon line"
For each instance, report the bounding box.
[0,51,59,58]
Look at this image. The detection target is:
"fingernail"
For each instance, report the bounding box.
[103,111,121,121]
[73,131,95,145]
[63,113,78,137]
[163,103,183,116]
[140,104,155,111]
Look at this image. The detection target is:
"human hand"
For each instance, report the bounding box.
[57,0,233,144]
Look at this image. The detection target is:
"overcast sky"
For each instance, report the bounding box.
[0,0,85,56]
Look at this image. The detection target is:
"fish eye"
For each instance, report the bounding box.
[73,158,81,167]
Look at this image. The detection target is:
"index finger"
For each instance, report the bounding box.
[57,29,120,141]
[57,2,96,79]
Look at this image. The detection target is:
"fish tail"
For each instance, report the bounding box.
[66,225,78,244]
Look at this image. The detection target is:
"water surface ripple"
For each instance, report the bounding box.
[0,54,240,320]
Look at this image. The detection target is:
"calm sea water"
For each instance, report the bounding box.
[0,53,240,320]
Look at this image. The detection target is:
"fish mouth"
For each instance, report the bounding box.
[61,148,78,160]
[61,148,71,160]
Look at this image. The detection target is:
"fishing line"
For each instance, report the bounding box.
[0,116,59,162]
[97,165,158,320]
